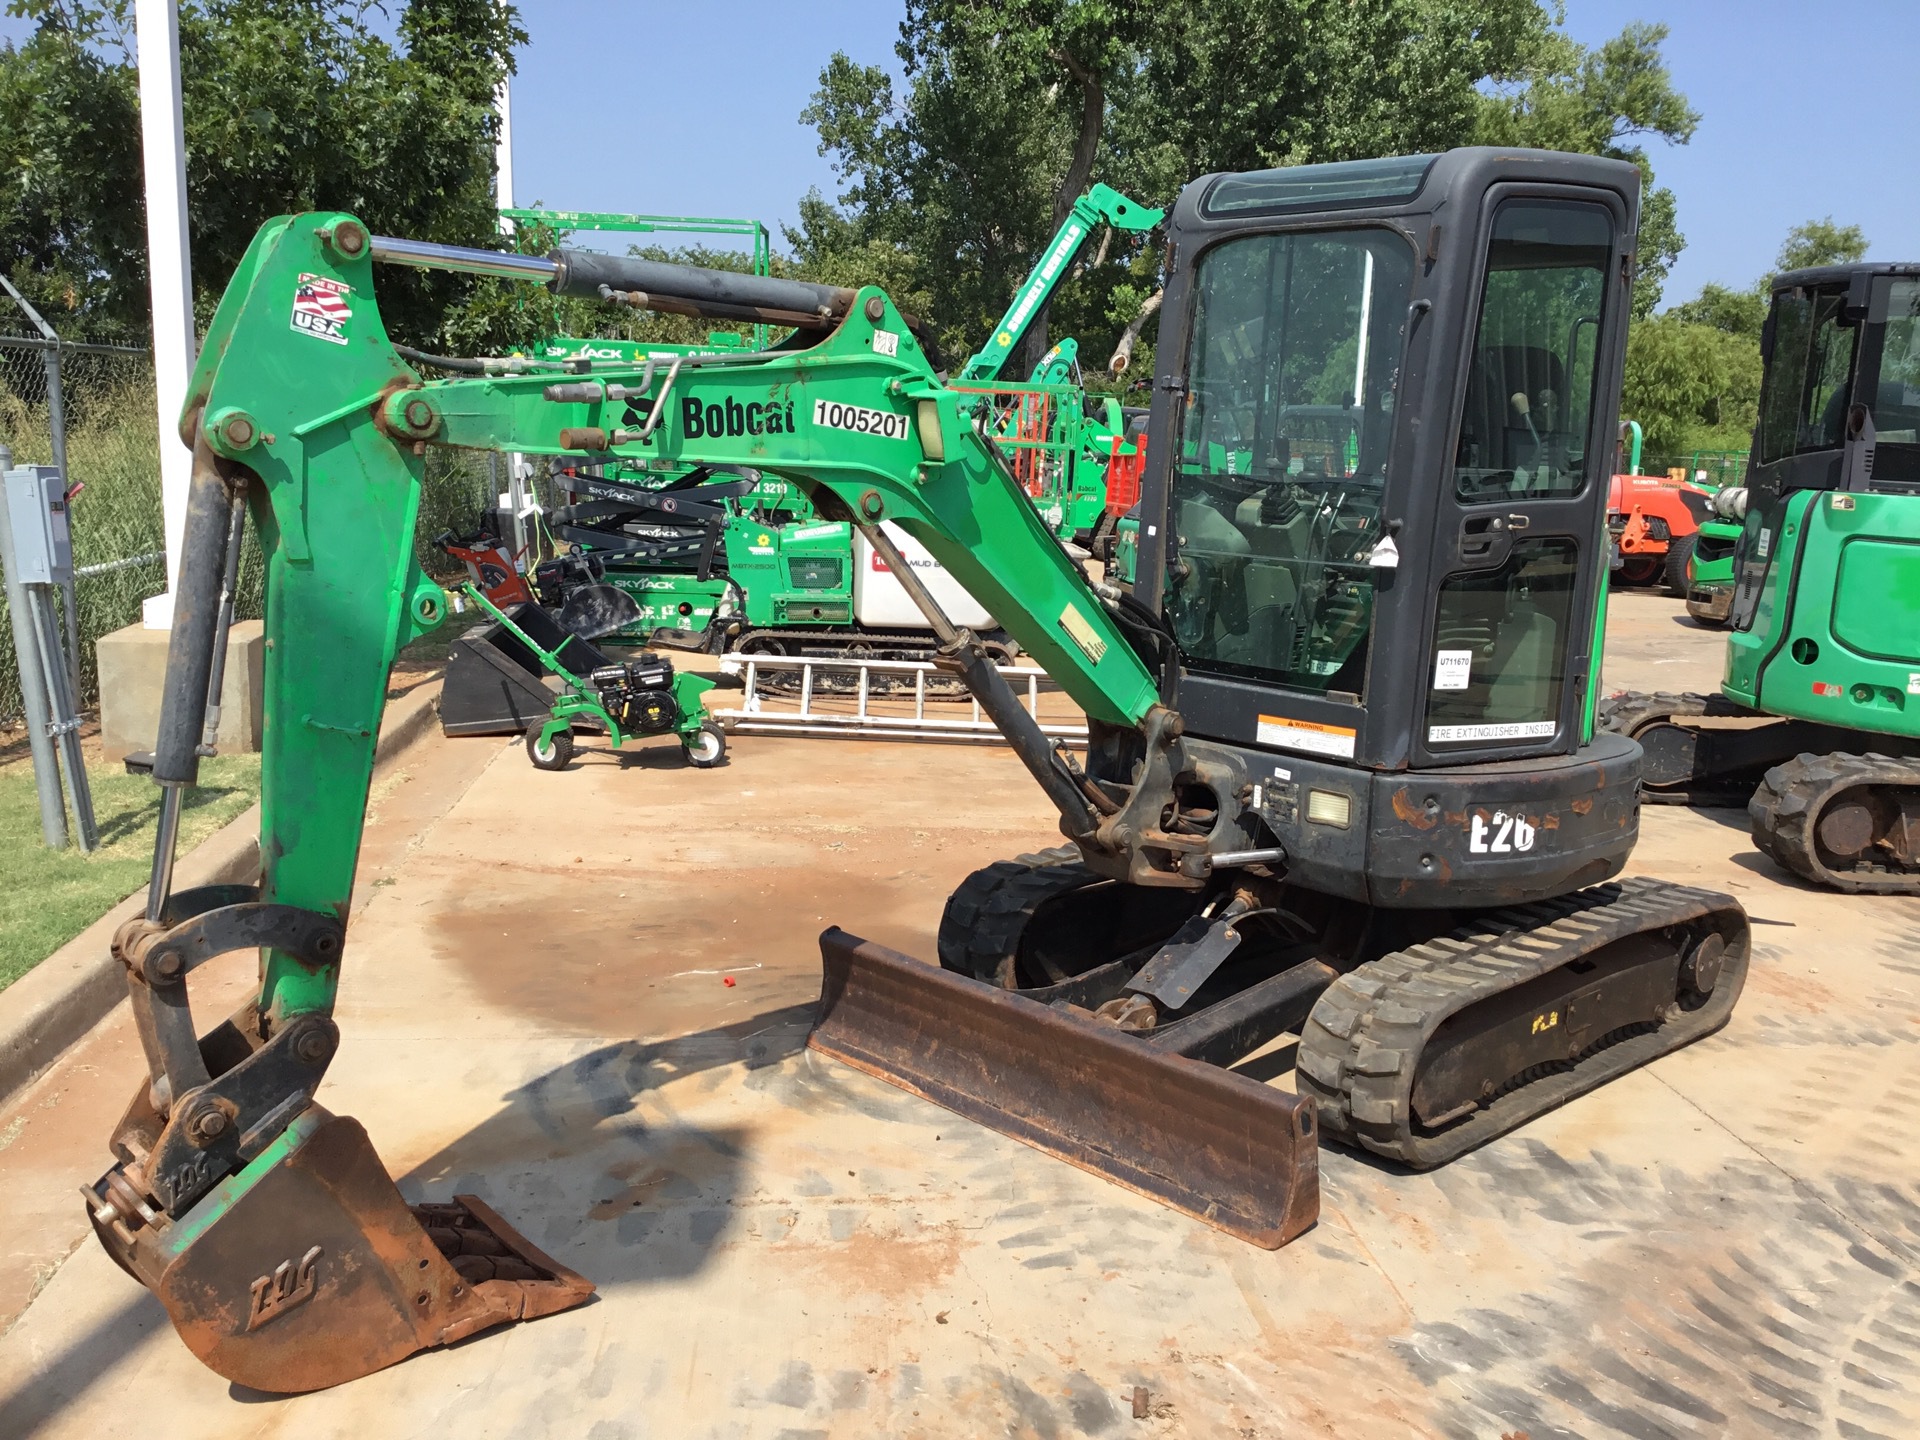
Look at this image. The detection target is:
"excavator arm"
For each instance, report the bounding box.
[81,213,1315,1394]
[957,183,1163,383]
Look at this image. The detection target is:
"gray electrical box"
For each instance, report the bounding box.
[3,465,72,585]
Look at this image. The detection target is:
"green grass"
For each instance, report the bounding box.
[0,754,261,991]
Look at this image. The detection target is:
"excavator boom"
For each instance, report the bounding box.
[958,183,1163,382]
[83,212,1312,1392]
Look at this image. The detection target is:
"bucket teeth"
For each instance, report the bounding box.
[85,1104,593,1393]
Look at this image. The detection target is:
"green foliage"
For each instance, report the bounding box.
[797,3,1699,377]
[1624,213,1873,460]
[1775,217,1868,274]
[0,750,258,991]
[0,0,524,345]
[1621,312,1762,457]
[1669,282,1765,342]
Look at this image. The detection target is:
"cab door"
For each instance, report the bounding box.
[1414,187,1633,767]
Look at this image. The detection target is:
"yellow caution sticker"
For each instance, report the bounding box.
[1059,603,1107,663]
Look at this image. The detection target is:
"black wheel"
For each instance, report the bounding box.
[1663,532,1696,598]
[525,722,574,771]
[684,722,727,769]
[1613,554,1662,587]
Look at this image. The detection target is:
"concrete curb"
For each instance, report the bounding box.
[0,680,444,1107]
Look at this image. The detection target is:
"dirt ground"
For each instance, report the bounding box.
[2,588,1916,1439]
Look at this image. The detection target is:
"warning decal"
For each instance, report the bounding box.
[1256,714,1357,760]
[291,274,352,345]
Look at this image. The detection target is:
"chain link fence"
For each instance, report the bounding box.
[0,335,174,730]
[0,330,504,731]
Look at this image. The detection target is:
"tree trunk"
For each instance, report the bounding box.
[1021,45,1105,377]
[1109,289,1162,375]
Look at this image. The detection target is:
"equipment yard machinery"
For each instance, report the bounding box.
[515,184,1162,664]
[456,583,725,770]
[1601,261,1920,891]
[1684,497,1742,626]
[84,148,1747,1393]
[1606,421,1716,595]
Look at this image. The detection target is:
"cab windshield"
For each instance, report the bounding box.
[1169,229,1414,694]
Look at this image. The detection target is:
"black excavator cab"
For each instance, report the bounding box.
[817,148,1747,1238]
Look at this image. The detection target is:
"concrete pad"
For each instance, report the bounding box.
[96,620,264,762]
[3,594,1919,1438]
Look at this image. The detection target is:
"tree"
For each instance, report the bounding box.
[1774,217,1867,274]
[1476,22,1699,317]
[1620,313,1761,457]
[796,3,1699,380]
[0,0,524,345]
[1622,215,1868,461]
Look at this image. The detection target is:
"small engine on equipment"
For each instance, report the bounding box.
[533,551,606,609]
[591,654,681,734]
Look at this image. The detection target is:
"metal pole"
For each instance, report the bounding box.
[494,77,515,236]
[135,0,197,629]
[0,444,69,848]
[30,583,96,851]
[42,346,83,704]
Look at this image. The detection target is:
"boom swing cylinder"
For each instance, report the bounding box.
[87,148,1747,1395]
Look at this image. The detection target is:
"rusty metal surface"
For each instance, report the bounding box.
[88,1105,593,1393]
[807,928,1319,1250]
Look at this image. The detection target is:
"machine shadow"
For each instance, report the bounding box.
[0,1291,171,1440]
[385,1001,819,1281]
[0,1003,819,1429]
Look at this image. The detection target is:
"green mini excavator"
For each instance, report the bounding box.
[1601,262,1920,891]
[83,149,1746,1393]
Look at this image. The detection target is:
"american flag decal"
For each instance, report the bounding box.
[290,273,352,344]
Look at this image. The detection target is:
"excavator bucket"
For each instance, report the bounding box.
[808,929,1320,1249]
[85,1105,593,1394]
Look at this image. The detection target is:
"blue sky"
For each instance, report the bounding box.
[511,0,1919,304]
[8,2,1914,307]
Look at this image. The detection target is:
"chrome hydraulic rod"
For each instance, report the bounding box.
[369,235,557,282]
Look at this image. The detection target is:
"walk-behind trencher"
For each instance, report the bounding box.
[460,584,726,771]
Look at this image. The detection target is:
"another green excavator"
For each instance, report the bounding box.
[84,149,1746,1393]
[1601,262,1920,891]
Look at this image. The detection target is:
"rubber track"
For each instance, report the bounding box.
[1295,876,1748,1168]
[1750,750,1920,894]
[1595,690,1752,805]
[936,847,1093,984]
[1594,690,1710,740]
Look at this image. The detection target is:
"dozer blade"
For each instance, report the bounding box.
[85,1104,593,1393]
[809,929,1319,1249]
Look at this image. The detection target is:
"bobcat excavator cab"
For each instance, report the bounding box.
[84,148,1747,1394]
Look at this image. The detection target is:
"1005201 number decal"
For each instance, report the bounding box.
[812,399,910,441]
